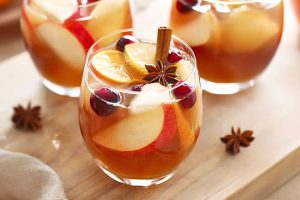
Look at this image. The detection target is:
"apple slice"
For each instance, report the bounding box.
[176,59,199,86]
[93,104,177,152]
[92,83,179,153]
[36,23,85,70]
[63,7,96,53]
[87,0,131,41]
[93,106,161,152]
[24,1,46,26]
[173,103,197,152]
[130,83,174,114]
[170,0,215,46]
[145,104,179,154]
[63,21,95,52]
[31,0,77,22]
[221,10,279,53]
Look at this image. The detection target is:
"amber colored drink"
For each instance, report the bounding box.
[20,0,132,96]
[0,0,12,7]
[78,29,202,185]
[293,0,300,22]
[80,85,201,179]
[170,0,284,93]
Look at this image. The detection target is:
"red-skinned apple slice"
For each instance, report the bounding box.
[93,83,178,153]
[64,9,84,23]
[63,21,95,52]
[63,5,96,53]
[145,104,179,154]
[77,0,99,5]
[173,103,196,152]
[92,104,178,153]
[36,23,86,70]
[93,106,163,152]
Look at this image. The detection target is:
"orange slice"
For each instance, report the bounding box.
[124,43,156,75]
[91,50,132,83]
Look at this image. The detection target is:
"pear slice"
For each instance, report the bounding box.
[221,10,279,53]
[36,23,85,70]
[93,106,164,152]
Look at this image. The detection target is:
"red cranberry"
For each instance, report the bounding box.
[176,0,198,13]
[116,35,138,52]
[172,81,196,108]
[90,87,121,116]
[168,51,182,63]
[131,84,143,91]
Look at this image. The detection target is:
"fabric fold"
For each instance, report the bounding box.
[0,149,66,200]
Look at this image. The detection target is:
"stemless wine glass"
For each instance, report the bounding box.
[20,0,132,97]
[170,0,284,94]
[78,29,203,186]
[293,0,300,22]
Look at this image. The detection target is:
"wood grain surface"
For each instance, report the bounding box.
[0,0,300,199]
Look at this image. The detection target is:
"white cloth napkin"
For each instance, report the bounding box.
[0,149,66,200]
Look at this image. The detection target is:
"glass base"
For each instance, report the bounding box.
[200,78,255,95]
[95,161,175,186]
[42,79,80,97]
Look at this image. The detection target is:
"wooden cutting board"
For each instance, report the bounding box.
[0,1,300,199]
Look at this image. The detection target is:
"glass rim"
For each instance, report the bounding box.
[85,28,198,95]
[23,0,103,8]
[203,0,278,4]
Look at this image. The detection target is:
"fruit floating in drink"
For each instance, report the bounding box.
[20,0,132,97]
[170,0,284,94]
[78,28,202,186]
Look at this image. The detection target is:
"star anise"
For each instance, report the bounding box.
[11,102,42,131]
[220,127,254,155]
[143,59,178,86]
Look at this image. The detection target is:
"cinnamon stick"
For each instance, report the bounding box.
[156,27,172,65]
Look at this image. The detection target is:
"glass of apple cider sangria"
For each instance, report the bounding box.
[20,0,132,97]
[293,0,300,22]
[78,28,202,186]
[170,0,284,94]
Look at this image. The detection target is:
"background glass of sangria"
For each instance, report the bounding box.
[0,0,12,7]
[293,0,300,22]
[170,0,284,94]
[78,29,202,186]
[20,0,132,97]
